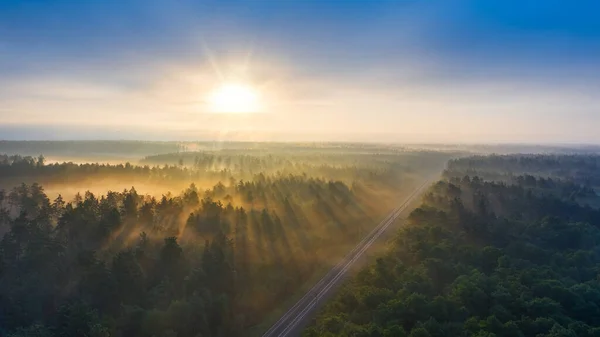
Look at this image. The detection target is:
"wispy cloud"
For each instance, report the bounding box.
[1,1,599,142]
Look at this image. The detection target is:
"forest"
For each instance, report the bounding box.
[5,0,600,336]
[0,142,450,337]
[444,154,600,188]
[307,154,600,337]
[444,154,600,207]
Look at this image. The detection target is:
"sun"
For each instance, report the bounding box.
[207,83,261,113]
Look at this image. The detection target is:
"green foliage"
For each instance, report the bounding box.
[306,168,600,337]
[444,154,600,204]
[7,325,52,337]
[0,145,447,336]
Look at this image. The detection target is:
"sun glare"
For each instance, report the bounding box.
[207,83,260,113]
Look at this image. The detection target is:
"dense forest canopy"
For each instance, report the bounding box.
[444,154,600,208]
[307,154,600,337]
[6,146,600,337]
[445,154,600,187]
[0,149,449,200]
[0,142,452,337]
[0,179,375,336]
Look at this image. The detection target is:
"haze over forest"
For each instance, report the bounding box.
[2,2,600,337]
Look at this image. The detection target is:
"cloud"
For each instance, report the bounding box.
[1,1,600,142]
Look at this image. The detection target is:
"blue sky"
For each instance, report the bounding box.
[1,1,599,143]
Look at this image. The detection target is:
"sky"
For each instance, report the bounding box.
[1,0,599,143]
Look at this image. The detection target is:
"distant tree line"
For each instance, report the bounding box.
[0,141,183,158]
[445,154,600,187]
[0,152,448,194]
